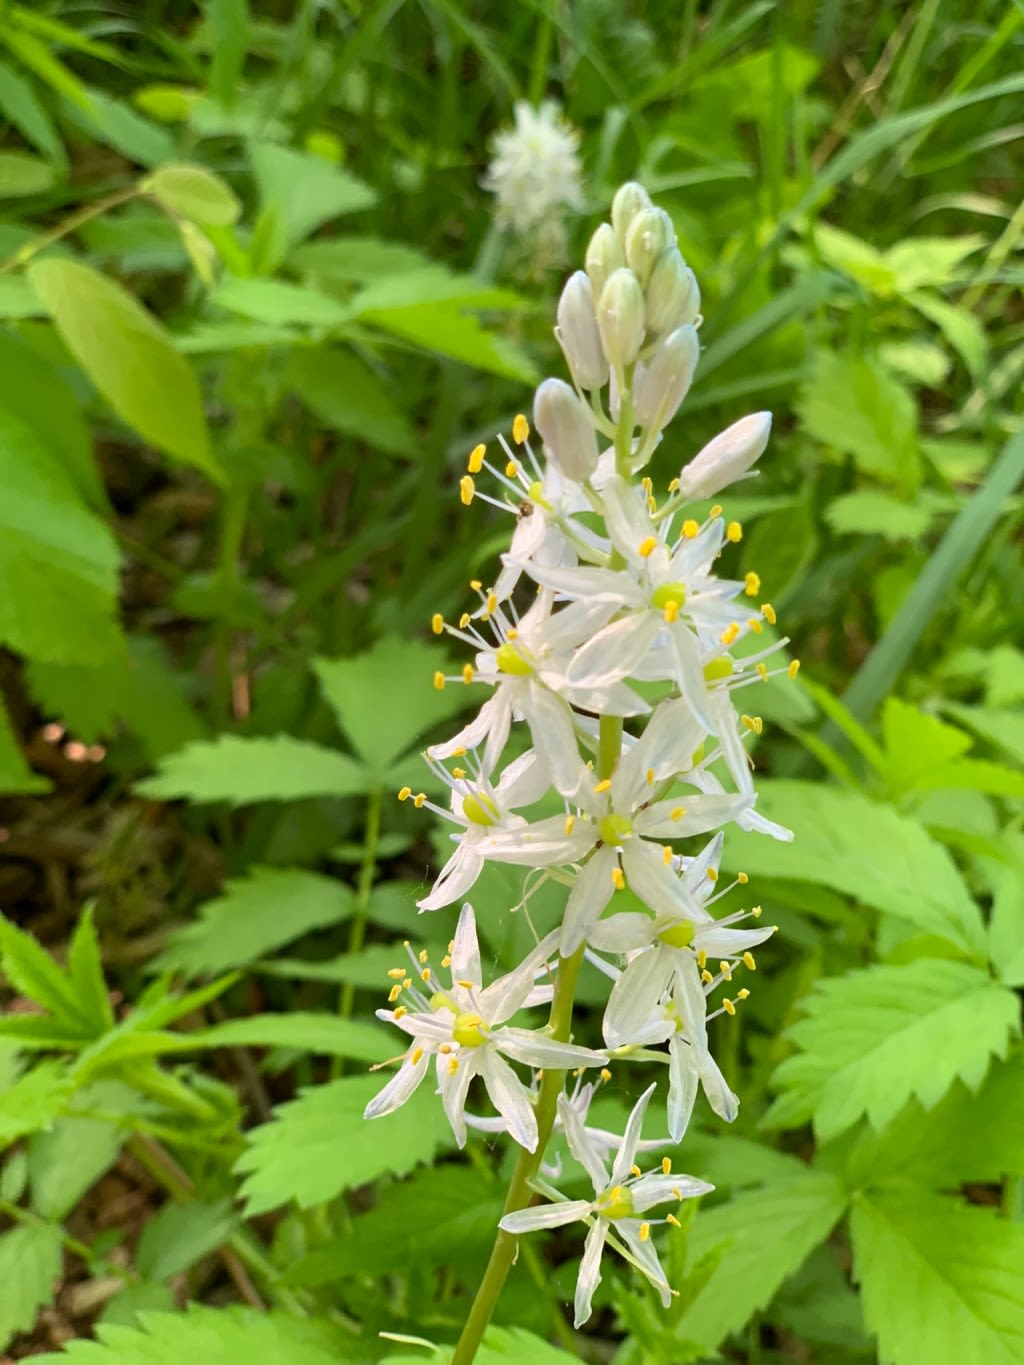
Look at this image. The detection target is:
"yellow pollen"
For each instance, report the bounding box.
[639,1223,650,1242]
[744,571,761,596]
[441,954,452,968]
[721,623,740,645]
[470,579,482,591]
[457,979,475,989]
[565,814,576,835]
[752,905,763,918]
[696,951,707,969]
[506,628,518,639]
[486,592,498,615]
[433,671,446,690]
[411,1047,424,1064]
[722,997,736,1016]
[747,617,764,634]
[788,659,801,678]
[671,1187,682,1200]
[398,786,412,801]
[738,872,749,884]
[413,793,426,808]
[459,612,471,629]
[757,662,769,680]
[599,1068,612,1083]
[670,807,685,821]
[668,477,680,492]
[513,414,530,443]
[448,1056,459,1075]
[462,664,475,684]
[594,778,612,794]
[726,521,742,542]
[666,1213,681,1227]
[505,460,517,477]
[631,1163,642,1177]
[737,988,750,1000]
[663,845,673,865]
[706,867,719,882]
[431,612,444,634]
[467,443,486,474]
[439,1043,452,1054]
[662,1157,672,1175]
[452,767,466,779]
[402,977,412,989]
[420,967,431,981]
[646,768,655,785]
[720,961,732,980]
[418,949,429,963]
[663,600,680,623]
[761,602,777,625]
[681,519,699,539]
[387,967,405,979]
[638,536,658,558]
[459,475,475,505]
[701,969,713,984]
[611,867,625,891]
[641,477,652,493]
[393,1005,408,1020]
[388,984,402,1002]
[710,504,722,518]
[743,952,757,971]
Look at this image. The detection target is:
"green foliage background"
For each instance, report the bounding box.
[0,1,1021,1361]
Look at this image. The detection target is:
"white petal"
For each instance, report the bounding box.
[603,948,675,1050]
[561,848,617,955]
[612,696,702,804]
[478,930,559,1022]
[567,613,661,691]
[389,1011,454,1043]
[557,1090,609,1190]
[638,793,752,839]
[496,748,551,807]
[694,924,776,957]
[437,1049,481,1147]
[615,1222,672,1307]
[481,1049,538,1151]
[601,475,656,566]
[524,685,585,797]
[669,622,714,731]
[574,1220,608,1327]
[497,1027,607,1070]
[449,903,482,986]
[622,841,709,923]
[667,1035,699,1142]
[480,816,595,867]
[709,692,753,796]
[588,912,657,954]
[427,692,506,762]
[517,561,633,604]
[499,1199,594,1234]
[630,1172,713,1212]
[363,1048,431,1120]
[416,844,485,912]
[698,1048,740,1123]
[611,1083,657,1184]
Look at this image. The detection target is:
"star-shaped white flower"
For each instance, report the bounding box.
[365,905,607,1150]
[499,1083,712,1325]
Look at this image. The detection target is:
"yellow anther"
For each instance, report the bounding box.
[752,905,763,918]
[756,662,769,680]
[398,786,412,801]
[459,612,471,629]
[452,767,466,779]
[719,961,732,981]
[470,579,482,592]
[506,627,518,639]
[681,519,699,539]
[457,979,475,989]
[638,535,658,558]
[666,1213,681,1227]
[726,521,742,542]
[664,600,680,623]
[670,807,685,821]
[402,977,412,989]
[645,767,655,785]
[467,443,486,474]
[453,748,465,757]
[631,1164,642,1178]
[761,602,777,625]
[418,948,429,964]
[696,950,708,969]
[706,867,719,882]
[505,460,517,477]
[648,496,657,514]
[439,1043,452,1054]
[641,477,653,493]
[433,671,446,690]
[639,1222,651,1242]
[388,984,402,1002]
[722,997,736,1016]
[431,612,444,634]
[611,867,625,891]
[738,871,749,884]
[668,477,680,492]
[747,616,764,634]
[721,623,740,646]
[564,814,576,835]
[411,1047,424,1064]
[387,967,405,979]
[737,988,751,1000]
[448,1056,459,1075]
[441,954,452,968]
[459,475,475,505]
[413,793,426,808]
[701,969,713,984]
[393,1005,408,1020]
[663,845,673,865]
[710,504,722,518]
[594,778,612,794]
[513,414,530,443]
[462,664,475,684]
[485,592,498,615]
[744,571,761,596]
[743,952,757,971]
[420,967,431,981]
[600,1068,612,1084]
[672,1187,682,1200]
[662,1157,672,1175]
[788,659,801,678]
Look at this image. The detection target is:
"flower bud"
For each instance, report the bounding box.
[597,268,646,373]
[634,326,700,432]
[585,223,624,297]
[556,271,609,391]
[678,412,772,500]
[533,378,599,482]
[611,181,651,243]
[645,248,700,335]
[625,208,675,289]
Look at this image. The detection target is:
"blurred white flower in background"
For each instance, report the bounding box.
[484,101,584,272]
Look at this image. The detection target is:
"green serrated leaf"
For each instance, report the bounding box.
[235,1073,452,1215]
[0,915,96,1034]
[182,1012,389,1063]
[0,1222,63,1348]
[27,259,221,483]
[769,959,1019,1140]
[212,275,350,327]
[136,735,370,805]
[136,1199,237,1284]
[825,489,933,542]
[0,1061,71,1146]
[28,1081,129,1219]
[250,141,376,258]
[852,1188,1024,1365]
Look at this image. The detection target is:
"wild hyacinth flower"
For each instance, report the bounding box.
[484,101,584,273]
[367,181,800,1362]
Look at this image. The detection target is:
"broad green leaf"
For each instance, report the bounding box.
[0,1061,71,1146]
[183,1012,389,1063]
[884,235,985,292]
[0,407,121,664]
[825,489,933,542]
[350,267,524,313]
[235,1073,452,1214]
[314,638,473,771]
[207,0,249,106]
[136,735,370,805]
[881,697,973,795]
[360,298,537,382]
[985,835,1024,987]
[810,223,893,293]
[212,275,350,328]
[0,274,45,317]
[291,236,431,281]
[0,693,49,794]
[136,1199,238,1284]
[0,1222,63,1348]
[0,60,65,164]
[768,959,1019,1139]
[679,1170,847,1349]
[852,1188,1024,1365]
[143,163,240,226]
[878,338,950,387]
[33,1305,351,1365]
[910,290,988,378]
[3,28,93,110]
[60,88,176,166]
[944,703,1024,769]
[250,141,376,252]
[284,346,416,455]
[154,867,353,977]
[797,350,919,491]
[0,149,56,196]
[27,259,221,482]
[28,1081,130,1219]
[721,781,985,954]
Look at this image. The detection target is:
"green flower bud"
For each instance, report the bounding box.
[610,181,652,243]
[534,378,600,482]
[597,267,646,373]
[625,208,675,289]
[645,247,700,335]
[556,271,609,391]
[585,223,625,298]
[634,325,700,432]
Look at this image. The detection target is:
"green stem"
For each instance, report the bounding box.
[0,185,140,273]
[451,716,622,1364]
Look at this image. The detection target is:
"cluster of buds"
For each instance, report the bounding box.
[366,183,796,1331]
